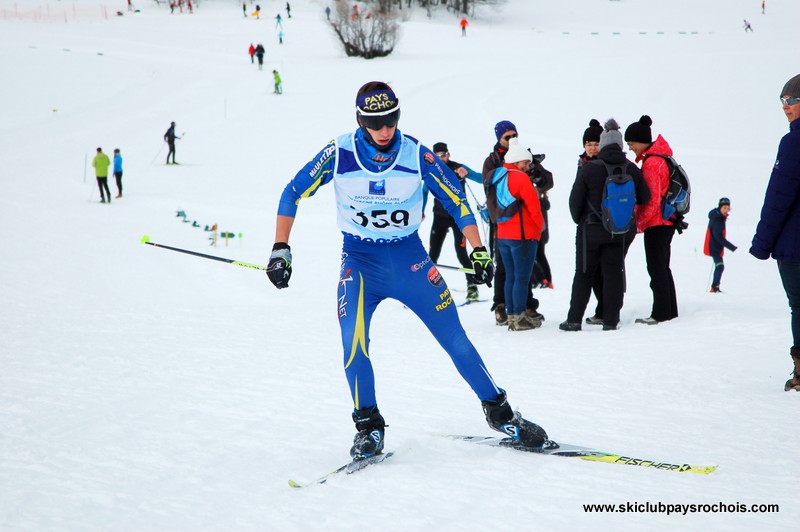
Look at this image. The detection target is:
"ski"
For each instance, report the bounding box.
[288,451,394,488]
[444,435,717,475]
[457,299,489,307]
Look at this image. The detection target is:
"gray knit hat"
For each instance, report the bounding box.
[599,118,623,150]
[781,73,800,97]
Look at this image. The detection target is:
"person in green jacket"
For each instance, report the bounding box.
[92,147,112,203]
[273,69,282,94]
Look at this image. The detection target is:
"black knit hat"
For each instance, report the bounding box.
[718,197,731,207]
[432,142,448,154]
[624,115,653,144]
[582,119,602,144]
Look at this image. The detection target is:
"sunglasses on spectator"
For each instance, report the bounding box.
[780,96,800,105]
[435,151,449,158]
[501,133,518,141]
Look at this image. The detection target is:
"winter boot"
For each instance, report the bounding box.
[558,320,581,331]
[493,305,508,326]
[509,313,541,331]
[350,406,386,460]
[481,392,547,447]
[785,347,800,392]
[466,284,479,302]
[585,315,603,325]
[525,308,545,322]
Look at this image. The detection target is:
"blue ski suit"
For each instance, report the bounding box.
[277,128,501,410]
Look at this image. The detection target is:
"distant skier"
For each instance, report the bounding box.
[113,148,124,198]
[248,43,255,63]
[164,121,181,164]
[243,1,247,17]
[286,2,291,18]
[460,17,468,36]
[255,43,265,70]
[762,1,766,15]
[93,147,112,203]
[273,69,282,94]
[325,5,331,21]
[278,30,284,44]
[275,13,282,29]
[743,19,753,32]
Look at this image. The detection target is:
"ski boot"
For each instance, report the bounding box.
[481,392,547,448]
[350,406,386,461]
[466,283,479,302]
[785,347,800,392]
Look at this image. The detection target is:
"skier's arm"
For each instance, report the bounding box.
[277,141,337,218]
[461,164,483,185]
[420,148,476,231]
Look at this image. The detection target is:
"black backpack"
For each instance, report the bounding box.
[587,160,637,235]
[646,154,691,229]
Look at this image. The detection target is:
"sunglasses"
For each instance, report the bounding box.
[435,151,449,158]
[780,96,800,105]
[357,108,400,130]
[501,133,518,141]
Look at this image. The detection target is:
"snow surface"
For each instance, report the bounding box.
[1,0,798,530]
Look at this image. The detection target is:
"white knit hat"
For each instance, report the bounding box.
[503,138,533,164]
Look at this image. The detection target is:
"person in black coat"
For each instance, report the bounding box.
[705,197,737,292]
[560,119,650,331]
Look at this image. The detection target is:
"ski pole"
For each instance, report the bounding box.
[435,263,475,274]
[150,143,165,165]
[140,235,266,270]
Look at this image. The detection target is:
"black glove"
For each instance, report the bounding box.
[267,242,292,289]
[469,246,494,288]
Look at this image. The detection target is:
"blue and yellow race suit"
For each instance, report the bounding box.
[278,128,501,410]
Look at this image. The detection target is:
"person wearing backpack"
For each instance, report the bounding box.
[704,197,737,293]
[495,138,545,331]
[559,119,649,331]
[751,73,800,392]
[625,115,679,324]
[482,120,548,326]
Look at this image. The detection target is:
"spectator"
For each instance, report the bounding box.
[273,69,282,94]
[93,147,112,203]
[705,197,737,292]
[750,73,800,392]
[577,119,607,325]
[248,43,256,63]
[560,119,649,331]
[496,138,545,331]
[423,142,483,302]
[626,115,679,325]
[482,120,546,326]
[460,18,468,37]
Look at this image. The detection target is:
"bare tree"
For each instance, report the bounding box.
[328,3,401,59]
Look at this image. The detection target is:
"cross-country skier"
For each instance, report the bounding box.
[266,81,549,460]
[163,121,180,164]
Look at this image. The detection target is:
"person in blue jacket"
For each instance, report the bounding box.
[751,73,800,392]
[422,142,484,301]
[705,198,737,292]
[113,148,124,198]
[266,81,549,459]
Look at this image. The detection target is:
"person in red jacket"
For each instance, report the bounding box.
[626,115,679,324]
[248,43,255,63]
[496,138,544,331]
[460,17,468,36]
